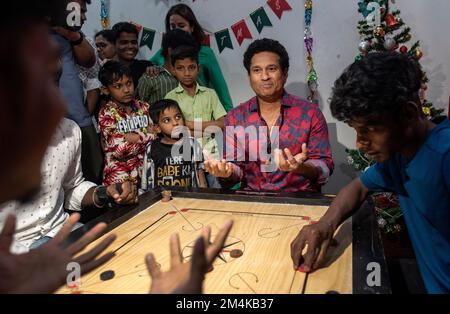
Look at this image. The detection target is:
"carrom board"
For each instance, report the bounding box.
[58,190,391,294]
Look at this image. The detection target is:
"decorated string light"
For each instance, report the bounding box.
[304,0,318,101]
[100,0,109,29]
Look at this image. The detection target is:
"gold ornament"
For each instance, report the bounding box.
[415,49,423,59]
[373,25,385,38]
[422,106,431,116]
[101,18,109,29]
[305,0,312,10]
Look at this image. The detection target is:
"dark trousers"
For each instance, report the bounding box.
[80,124,104,185]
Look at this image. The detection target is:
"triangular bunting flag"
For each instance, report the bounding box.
[250,7,272,34]
[231,19,253,46]
[140,27,156,50]
[131,21,143,34]
[267,0,292,19]
[215,29,233,53]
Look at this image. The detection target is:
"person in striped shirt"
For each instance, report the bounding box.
[137,29,199,106]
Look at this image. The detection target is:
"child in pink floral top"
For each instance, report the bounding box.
[98,61,156,185]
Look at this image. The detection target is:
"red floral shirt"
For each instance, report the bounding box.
[222,92,334,193]
[99,100,155,185]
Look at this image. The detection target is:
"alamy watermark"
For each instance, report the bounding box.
[66,262,81,290]
[66,2,81,28]
[366,262,381,287]
[169,121,282,173]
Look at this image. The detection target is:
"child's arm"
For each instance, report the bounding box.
[197,169,208,188]
[185,117,225,137]
[185,90,227,137]
[98,107,144,160]
[125,106,156,145]
[124,132,141,143]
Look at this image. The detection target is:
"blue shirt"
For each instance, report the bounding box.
[360,120,450,293]
[53,33,92,128]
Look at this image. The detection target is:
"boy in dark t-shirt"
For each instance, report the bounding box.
[141,99,207,191]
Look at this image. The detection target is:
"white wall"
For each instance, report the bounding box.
[83,0,450,193]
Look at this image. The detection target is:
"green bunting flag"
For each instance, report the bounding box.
[250,7,272,34]
[215,28,233,53]
[140,27,156,50]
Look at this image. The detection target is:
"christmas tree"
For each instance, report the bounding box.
[356,0,444,119]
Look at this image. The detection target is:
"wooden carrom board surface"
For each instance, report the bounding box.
[58,196,353,294]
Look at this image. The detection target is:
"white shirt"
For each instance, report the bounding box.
[77,37,102,92]
[0,119,96,254]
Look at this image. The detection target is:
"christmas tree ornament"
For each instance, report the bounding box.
[415,48,423,59]
[399,45,408,53]
[377,217,387,229]
[394,224,402,233]
[355,54,363,61]
[358,40,371,52]
[373,25,385,37]
[358,0,371,17]
[385,13,398,28]
[383,37,396,50]
[422,106,431,116]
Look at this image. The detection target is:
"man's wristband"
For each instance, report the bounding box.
[70,31,84,46]
[93,185,108,208]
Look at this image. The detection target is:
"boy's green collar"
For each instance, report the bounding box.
[174,82,206,94]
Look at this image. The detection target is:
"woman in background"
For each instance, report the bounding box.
[150,3,233,111]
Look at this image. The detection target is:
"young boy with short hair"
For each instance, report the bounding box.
[98,60,156,186]
[165,45,227,187]
[137,29,199,106]
[141,99,207,191]
[290,52,450,294]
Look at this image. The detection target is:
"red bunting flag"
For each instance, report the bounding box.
[267,0,292,19]
[130,21,143,34]
[231,19,252,46]
[202,33,211,47]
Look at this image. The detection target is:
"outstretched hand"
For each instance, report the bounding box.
[202,150,233,179]
[0,213,116,293]
[275,144,308,173]
[146,220,233,294]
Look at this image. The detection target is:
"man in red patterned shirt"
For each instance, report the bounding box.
[205,38,333,193]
